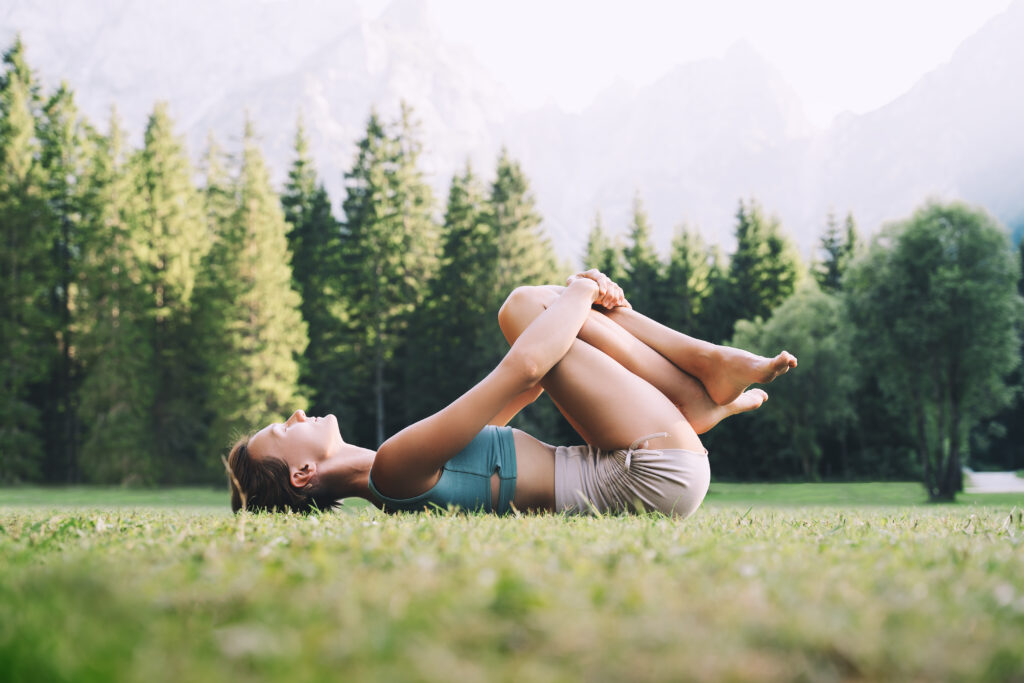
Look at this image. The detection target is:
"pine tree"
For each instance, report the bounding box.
[0,37,49,481]
[281,115,345,417]
[582,212,625,281]
[622,193,662,316]
[36,82,91,481]
[200,119,307,460]
[697,245,732,343]
[482,149,567,443]
[727,198,801,333]
[488,148,559,295]
[381,103,440,436]
[199,133,235,240]
[815,210,860,293]
[190,133,236,476]
[815,211,842,291]
[404,147,565,444]
[406,162,494,422]
[135,103,207,322]
[134,102,210,480]
[662,225,712,337]
[340,106,438,445]
[77,109,157,483]
[843,211,860,265]
[281,115,317,231]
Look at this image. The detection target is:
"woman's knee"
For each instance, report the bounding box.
[498,286,556,342]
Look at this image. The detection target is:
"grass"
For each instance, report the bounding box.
[706,481,1024,508]
[1,484,1023,682]
[0,486,227,508]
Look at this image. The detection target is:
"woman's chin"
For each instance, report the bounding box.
[327,414,344,443]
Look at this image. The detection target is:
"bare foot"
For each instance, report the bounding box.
[704,348,797,406]
[689,389,768,434]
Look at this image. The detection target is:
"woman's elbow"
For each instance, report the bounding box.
[503,348,545,389]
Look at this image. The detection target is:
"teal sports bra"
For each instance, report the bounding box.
[368,425,517,514]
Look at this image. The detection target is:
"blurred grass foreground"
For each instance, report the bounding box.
[1,484,1022,682]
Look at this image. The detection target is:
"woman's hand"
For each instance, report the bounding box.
[566,269,631,310]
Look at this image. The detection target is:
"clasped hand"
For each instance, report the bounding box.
[566,269,632,310]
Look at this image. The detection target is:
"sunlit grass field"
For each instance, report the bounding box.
[2,484,1022,682]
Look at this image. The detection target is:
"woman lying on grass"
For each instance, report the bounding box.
[228,270,796,517]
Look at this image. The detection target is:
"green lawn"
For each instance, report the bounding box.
[0,486,228,508]
[1,485,1022,681]
[706,481,1024,508]
[5,481,1020,510]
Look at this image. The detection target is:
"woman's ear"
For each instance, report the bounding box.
[290,462,317,489]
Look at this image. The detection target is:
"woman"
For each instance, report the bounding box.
[227,270,796,517]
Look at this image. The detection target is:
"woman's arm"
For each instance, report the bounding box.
[370,278,603,497]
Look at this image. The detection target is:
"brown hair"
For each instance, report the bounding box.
[226,435,341,514]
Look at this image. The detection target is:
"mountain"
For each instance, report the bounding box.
[3,0,1023,260]
[515,0,1024,255]
[810,0,1024,243]
[504,41,818,256]
[188,0,512,220]
[0,0,368,132]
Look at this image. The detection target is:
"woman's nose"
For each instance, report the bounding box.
[285,409,307,426]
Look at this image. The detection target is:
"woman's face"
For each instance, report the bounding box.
[247,410,343,471]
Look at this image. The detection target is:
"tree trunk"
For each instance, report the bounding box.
[940,385,964,499]
[935,371,949,497]
[914,405,936,499]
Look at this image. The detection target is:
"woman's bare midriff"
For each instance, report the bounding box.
[488,429,556,512]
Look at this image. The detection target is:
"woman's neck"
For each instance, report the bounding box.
[317,444,378,505]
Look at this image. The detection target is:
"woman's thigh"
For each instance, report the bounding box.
[539,337,703,452]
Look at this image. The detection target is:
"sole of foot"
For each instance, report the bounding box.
[708,349,797,406]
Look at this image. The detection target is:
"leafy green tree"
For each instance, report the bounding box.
[583,212,624,281]
[978,238,1024,471]
[845,201,1023,500]
[281,116,345,417]
[77,109,158,483]
[732,283,857,480]
[0,36,49,481]
[36,82,91,481]
[199,119,308,463]
[340,106,438,445]
[727,198,801,335]
[622,194,662,317]
[662,225,712,337]
[815,211,860,293]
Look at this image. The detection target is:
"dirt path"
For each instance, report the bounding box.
[963,469,1024,494]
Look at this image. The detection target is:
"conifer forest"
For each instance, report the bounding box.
[2,38,1021,499]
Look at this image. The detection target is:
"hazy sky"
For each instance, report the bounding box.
[363,0,1012,127]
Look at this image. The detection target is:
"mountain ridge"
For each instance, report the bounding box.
[3,0,1021,259]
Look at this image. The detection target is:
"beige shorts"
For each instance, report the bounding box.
[554,433,711,518]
